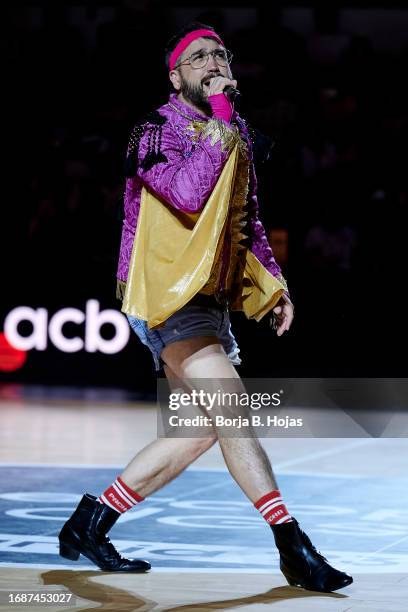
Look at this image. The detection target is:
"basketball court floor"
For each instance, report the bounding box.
[0,388,407,611]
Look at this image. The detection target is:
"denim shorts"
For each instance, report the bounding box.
[127,297,242,371]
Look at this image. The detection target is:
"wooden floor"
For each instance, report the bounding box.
[0,391,407,611]
[1,567,407,611]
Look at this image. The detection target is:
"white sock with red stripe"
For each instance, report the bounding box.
[254,489,293,525]
[98,476,144,514]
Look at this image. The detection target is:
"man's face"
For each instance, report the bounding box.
[170,37,232,113]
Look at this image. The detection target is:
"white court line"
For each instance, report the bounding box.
[172,479,230,500]
[0,441,377,483]
[273,470,368,479]
[0,562,276,573]
[0,440,374,472]
[188,467,369,479]
[188,439,374,475]
[272,439,373,470]
[0,462,125,469]
[1,562,407,575]
[357,534,408,561]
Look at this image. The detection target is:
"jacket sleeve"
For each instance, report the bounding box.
[246,161,291,298]
[136,119,240,213]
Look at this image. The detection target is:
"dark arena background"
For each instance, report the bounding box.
[1,2,407,611]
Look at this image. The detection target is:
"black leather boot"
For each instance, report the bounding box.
[58,493,151,572]
[271,518,353,592]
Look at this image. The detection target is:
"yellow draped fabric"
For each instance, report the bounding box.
[121,144,285,329]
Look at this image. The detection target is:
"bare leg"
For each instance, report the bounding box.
[161,338,279,502]
[120,364,216,497]
[58,363,215,573]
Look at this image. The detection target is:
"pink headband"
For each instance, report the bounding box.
[169,29,224,71]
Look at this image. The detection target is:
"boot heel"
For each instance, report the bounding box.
[282,571,299,587]
[59,541,80,561]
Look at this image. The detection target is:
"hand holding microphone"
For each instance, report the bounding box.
[223,85,241,101]
[207,77,239,123]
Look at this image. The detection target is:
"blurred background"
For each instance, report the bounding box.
[1,1,407,398]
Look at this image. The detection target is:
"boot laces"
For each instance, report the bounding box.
[104,536,126,561]
[300,527,328,563]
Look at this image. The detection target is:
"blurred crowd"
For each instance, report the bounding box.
[3,4,407,375]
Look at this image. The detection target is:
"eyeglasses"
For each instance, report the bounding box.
[176,48,233,70]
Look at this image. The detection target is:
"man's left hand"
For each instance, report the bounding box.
[270,295,294,337]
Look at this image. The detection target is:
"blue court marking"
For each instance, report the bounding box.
[0,465,407,572]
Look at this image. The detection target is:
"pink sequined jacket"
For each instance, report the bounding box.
[117,93,289,297]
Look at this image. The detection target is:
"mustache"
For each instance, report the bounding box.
[201,72,222,85]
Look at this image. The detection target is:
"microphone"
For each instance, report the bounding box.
[224,85,241,101]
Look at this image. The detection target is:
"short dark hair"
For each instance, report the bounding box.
[164,22,219,70]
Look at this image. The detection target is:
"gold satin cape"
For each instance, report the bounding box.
[121,145,285,329]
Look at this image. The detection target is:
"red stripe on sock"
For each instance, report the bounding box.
[254,489,292,525]
[254,490,282,510]
[117,476,144,503]
[98,476,144,514]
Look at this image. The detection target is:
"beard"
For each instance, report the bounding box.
[179,73,212,115]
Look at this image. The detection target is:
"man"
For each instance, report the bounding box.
[59,23,353,592]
